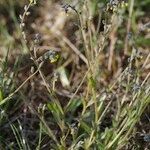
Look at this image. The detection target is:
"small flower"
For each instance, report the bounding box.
[107,0,128,12]
[62,3,77,14]
[143,134,150,142]
[62,4,70,13]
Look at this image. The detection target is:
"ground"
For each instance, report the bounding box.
[0,0,150,149]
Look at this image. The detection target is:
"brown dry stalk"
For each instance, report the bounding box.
[108,27,117,71]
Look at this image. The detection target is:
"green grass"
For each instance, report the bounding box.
[0,0,150,149]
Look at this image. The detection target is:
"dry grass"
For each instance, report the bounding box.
[0,0,150,149]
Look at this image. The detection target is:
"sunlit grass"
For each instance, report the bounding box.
[0,0,149,149]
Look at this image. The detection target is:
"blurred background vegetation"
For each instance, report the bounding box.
[0,0,150,149]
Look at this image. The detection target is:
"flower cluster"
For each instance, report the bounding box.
[107,0,128,12]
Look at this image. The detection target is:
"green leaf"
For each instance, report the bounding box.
[80,121,91,134]
[135,37,150,47]
[47,102,64,122]
[65,98,82,113]
[0,89,3,102]
[88,76,96,89]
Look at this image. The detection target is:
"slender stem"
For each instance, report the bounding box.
[124,0,134,54]
[0,68,39,106]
